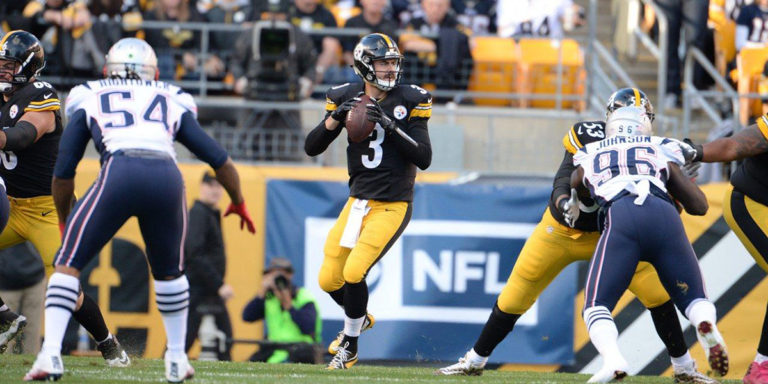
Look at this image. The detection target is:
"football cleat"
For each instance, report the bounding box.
[165,351,194,383]
[328,313,375,355]
[326,342,358,370]
[673,361,719,384]
[97,336,131,367]
[23,350,64,381]
[587,359,629,383]
[434,352,485,376]
[0,310,26,353]
[696,321,729,376]
[744,361,768,384]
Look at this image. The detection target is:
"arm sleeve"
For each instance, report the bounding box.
[176,111,228,168]
[53,109,91,179]
[184,209,223,294]
[288,301,318,337]
[551,150,575,206]
[242,296,266,322]
[304,112,343,156]
[392,119,432,170]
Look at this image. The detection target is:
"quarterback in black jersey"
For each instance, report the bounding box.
[305,33,432,370]
[684,113,768,383]
[437,88,719,382]
[0,31,129,367]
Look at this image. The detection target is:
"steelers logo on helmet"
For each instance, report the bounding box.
[0,30,45,93]
[352,33,404,91]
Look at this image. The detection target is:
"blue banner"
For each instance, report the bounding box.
[265,180,577,364]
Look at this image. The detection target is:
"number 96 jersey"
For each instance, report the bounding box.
[325,82,432,202]
[0,81,62,198]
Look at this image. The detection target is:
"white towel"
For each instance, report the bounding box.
[339,199,370,248]
[628,179,651,205]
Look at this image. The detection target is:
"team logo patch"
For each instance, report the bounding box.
[9,105,17,119]
[394,105,407,120]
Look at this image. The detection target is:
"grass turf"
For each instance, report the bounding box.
[0,354,743,383]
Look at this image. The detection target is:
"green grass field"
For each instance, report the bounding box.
[0,355,743,384]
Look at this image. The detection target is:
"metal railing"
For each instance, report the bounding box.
[682,47,740,137]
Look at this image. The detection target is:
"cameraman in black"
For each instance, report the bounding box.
[242,257,321,364]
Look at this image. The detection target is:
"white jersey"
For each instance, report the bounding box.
[497,0,572,38]
[573,135,685,206]
[64,79,198,159]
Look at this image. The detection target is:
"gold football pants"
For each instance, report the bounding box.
[318,197,411,292]
[723,185,768,273]
[0,195,61,277]
[497,207,671,314]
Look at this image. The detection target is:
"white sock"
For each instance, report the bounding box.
[685,299,716,327]
[0,304,7,312]
[756,352,768,364]
[344,315,365,337]
[670,351,695,370]
[41,273,80,353]
[584,306,625,367]
[155,276,190,357]
[467,348,488,365]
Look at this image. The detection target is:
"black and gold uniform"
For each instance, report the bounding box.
[723,117,768,272]
[496,120,670,315]
[305,81,432,290]
[0,80,62,275]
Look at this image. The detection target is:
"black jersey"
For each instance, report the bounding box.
[731,118,768,205]
[0,81,62,198]
[549,120,606,232]
[308,82,432,202]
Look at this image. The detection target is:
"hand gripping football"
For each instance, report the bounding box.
[345,94,376,143]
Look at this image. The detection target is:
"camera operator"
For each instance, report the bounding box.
[242,257,321,364]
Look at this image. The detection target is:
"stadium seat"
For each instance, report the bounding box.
[468,36,519,106]
[713,18,736,77]
[736,46,768,124]
[517,38,585,110]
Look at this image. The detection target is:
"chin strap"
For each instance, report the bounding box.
[0,82,13,93]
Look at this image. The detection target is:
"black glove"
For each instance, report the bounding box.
[682,138,704,163]
[365,98,396,134]
[330,93,363,122]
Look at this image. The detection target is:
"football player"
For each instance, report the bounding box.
[681,114,768,384]
[572,106,726,383]
[0,30,130,364]
[24,38,254,382]
[304,33,432,370]
[437,88,720,383]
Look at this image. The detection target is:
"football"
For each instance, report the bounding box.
[345,94,376,143]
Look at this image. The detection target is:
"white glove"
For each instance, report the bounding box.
[668,138,699,164]
[559,188,581,228]
[682,161,701,180]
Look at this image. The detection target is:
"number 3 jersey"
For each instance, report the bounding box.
[322,82,432,202]
[573,135,685,207]
[64,79,198,160]
[0,81,62,198]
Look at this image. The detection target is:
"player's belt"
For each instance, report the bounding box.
[112,149,173,160]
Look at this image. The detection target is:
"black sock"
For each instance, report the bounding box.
[0,296,5,308]
[758,300,768,356]
[343,281,368,319]
[473,303,520,357]
[73,293,110,343]
[649,300,687,358]
[341,335,358,354]
[329,286,345,307]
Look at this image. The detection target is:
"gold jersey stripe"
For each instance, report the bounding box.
[409,108,431,119]
[29,99,60,105]
[758,115,768,141]
[24,105,60,112]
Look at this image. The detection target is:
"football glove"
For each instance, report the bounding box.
[330,93,363,122]
[225,202,256,234]
[681,161,701,180]
[365,98,396,134]
[557,188,581,228]
[670,138,703,163]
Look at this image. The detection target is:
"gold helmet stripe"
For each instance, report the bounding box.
[632,88,641,106]
[0,30,23,51]
[377,33,394,49]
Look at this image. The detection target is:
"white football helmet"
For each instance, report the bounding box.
[605,106,653,138]
[103,38,158,81]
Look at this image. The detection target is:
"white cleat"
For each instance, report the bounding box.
[0,312,26,353]
[673,361,720,384]
[23,350,64,381]
[587,360,629,383]
[434,351,485,376]
[165,352,194,383]
[696,321,729,377]
[97,336,131,367]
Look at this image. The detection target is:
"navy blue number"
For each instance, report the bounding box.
[99,91,134,128]
[593,149,618,186]
[143,94,169,131]
[627,146,657,176]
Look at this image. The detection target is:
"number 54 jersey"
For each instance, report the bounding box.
[65,78,198,160]
[573,135,685,207]
[0,81,62,198]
